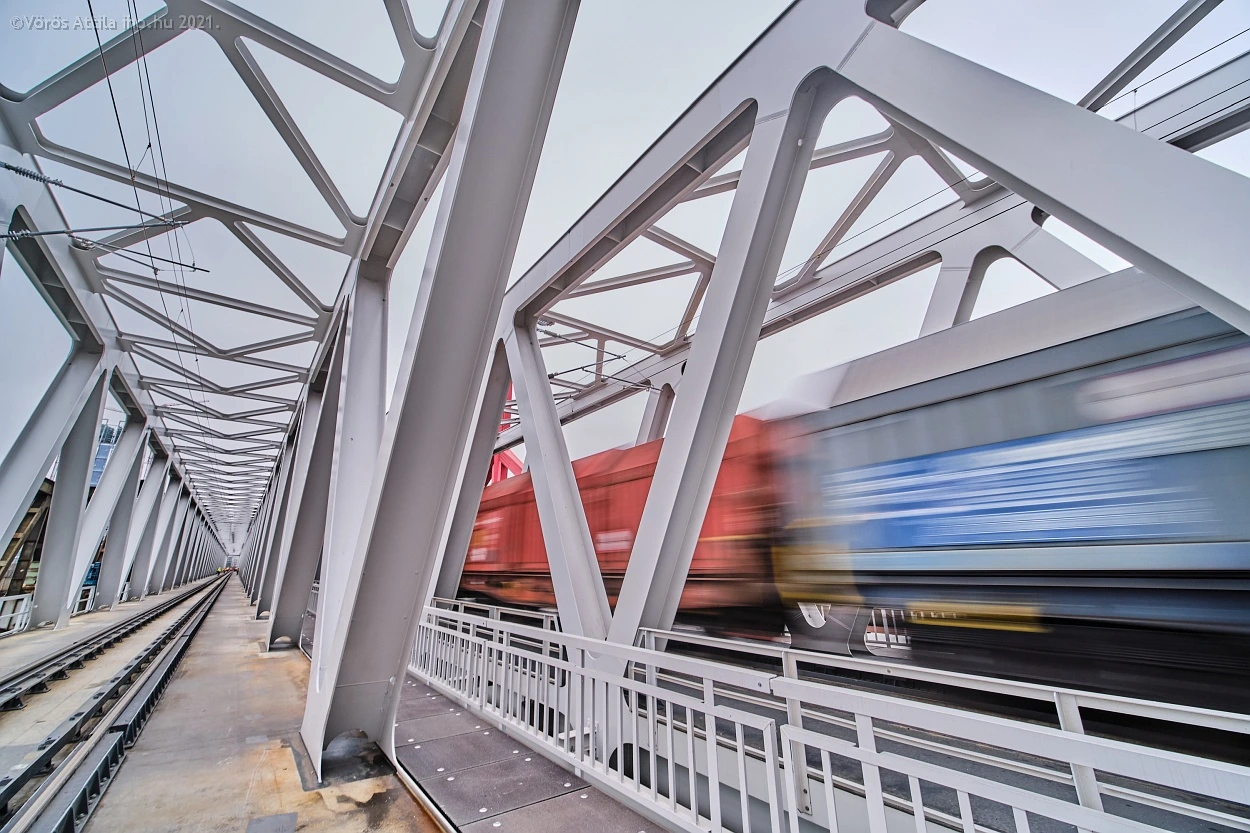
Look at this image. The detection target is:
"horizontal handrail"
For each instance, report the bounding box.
[773,675,1250,805]
[425,606,775,693]
[412,606,1250,833]
[638,625,1250,735]
[784,723,1151,833]
[413,611,787,833]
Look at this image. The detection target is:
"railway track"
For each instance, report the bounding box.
[0,579,219,712]
[0,574,229,833]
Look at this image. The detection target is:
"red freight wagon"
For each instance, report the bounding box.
[459,415,783,631]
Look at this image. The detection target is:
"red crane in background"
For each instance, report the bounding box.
[488,385,523,485]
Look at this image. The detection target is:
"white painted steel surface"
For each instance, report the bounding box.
[412,606,1250,833]
[4,0,1250,818]
[0,594,32,636]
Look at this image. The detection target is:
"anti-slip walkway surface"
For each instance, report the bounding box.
[82,578,438,833]
[394,676,659,832]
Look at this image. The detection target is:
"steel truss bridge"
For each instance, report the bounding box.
[2,1,1250,831]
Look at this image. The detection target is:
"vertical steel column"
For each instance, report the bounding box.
[55,420,147,627]
[130,473,178,601]
[248,488,276,603]
[608,80,836,645]
[635,370,680,445]
[100,452,169,608]
[190,533,204,580]
[252,437,296,611]
[159,498,193,593]
[177,512,204,588]
[165,511,192,591]
[260,399,321,619]
[432,340,511,600]
[190,520,208,581]
[309,277,386,692]
[149,489,190,596]
[0,351,108,553]
[241,499,264,592]
[173,514,200,588]
[30,369,108,627]
[301,0,579,774]
[92,430,149,609]
[195,530,210,579]
[268,345,341,648]
[919,252,998,337]
[506,326,610,637]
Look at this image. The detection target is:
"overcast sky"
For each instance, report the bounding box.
[3,0,1250,476]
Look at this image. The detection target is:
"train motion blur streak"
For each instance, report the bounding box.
[459,310,1250,712]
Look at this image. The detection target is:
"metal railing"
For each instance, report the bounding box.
[431,596,560,631]
[778,675,1250,833]
[72,586,95,616]
[413,606,786,833]
[0,593,32,636]
[410,605,1250,833]
[299,581,318,659]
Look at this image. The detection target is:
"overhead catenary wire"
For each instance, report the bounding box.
[1,161,174,222]
[81,0,220,523]
[1,220,184,240]
[128,0,284,528]
[83,0,234,531]
[1101,24,1250,110]
[72,236,207,272]
[127,0,257,528]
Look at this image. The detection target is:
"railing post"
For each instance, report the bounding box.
[702,678,722,828]
[855,714,889,833]
[1055,693,1104,812]
[782,651,812,816]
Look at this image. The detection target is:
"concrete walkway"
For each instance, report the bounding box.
[84,577,439,833]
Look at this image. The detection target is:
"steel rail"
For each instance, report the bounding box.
[0,575,228,831]
[0,579,217,711]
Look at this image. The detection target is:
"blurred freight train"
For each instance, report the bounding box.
[459,309,1250,710]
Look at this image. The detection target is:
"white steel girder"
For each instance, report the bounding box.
[5,0,1250,799]
[298,0,580,775]
[84,424,149,610]
[60,420,149,616]
[266,324,342,650]
[29,368,108,626]
[128,472,180,601]
[306,275,386,700]
[421,0,1250,651]
[253,429,299,617]
[97,449,169,608]
[223,0,1250,776]
[149,488,189,595]
[490,21,1250,456]
[0,0,483,538]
